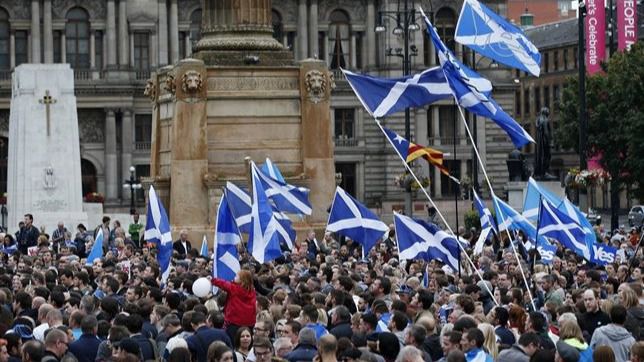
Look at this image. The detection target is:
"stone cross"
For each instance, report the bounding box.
[39,90,57,136]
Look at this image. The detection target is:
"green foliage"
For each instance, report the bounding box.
[464,209,480,231]
[555,42,644,200]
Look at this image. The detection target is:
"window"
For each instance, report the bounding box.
[515,90,521,117]
[334,108,354,140]
[439,105,456,143]
[190,9,202,50]
[0,8,8,69]
[355,35,362,68]
[573,47,578,68]
[95,30,103,70]
[544,52,549,73]
[133,32,149,71]
[524,87,531,116]
[535,87,541,113]
[553,50,559,71]
[65,7,90,68]
[335,163,357,197]
[329,9,350,69]
[563,49,568,70]
[544,85,550,110]
[553,85,561,109]
[134,114,152,144]
[436,8,456,52]
[427,106,434,139]
[179,31,186,58]
[15,30,28,66]
[53,31,61,63]
[272,9,283,43]
[441,160,461,196]
[287,32,295,50]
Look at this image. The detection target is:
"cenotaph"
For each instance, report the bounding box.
[7,64,88,233]
[145,0,335,240]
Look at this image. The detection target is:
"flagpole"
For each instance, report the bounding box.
[455,103,537,311]
[453,98,461,279]
[375,118,498,306]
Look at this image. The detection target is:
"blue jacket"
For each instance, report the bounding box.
[285,343,318,362]
[69,334,102,362]
[186,326,232,362]
[131,334,156,361]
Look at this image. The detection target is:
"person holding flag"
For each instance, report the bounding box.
[210,269,257,346]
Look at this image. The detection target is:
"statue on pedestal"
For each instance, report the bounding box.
[534,107,556,180]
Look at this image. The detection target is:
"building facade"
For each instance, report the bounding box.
[0,0,522,219]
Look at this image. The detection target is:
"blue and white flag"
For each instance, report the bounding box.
[559,198,597,249]
[590,243,617,265]
[273,210,295,250]
[394,213,460,272]
[473,226,493,254]
[213,194,241,281]
[342,67,452,118]
[261,158,286,183]
[473,190,497,234]
[254,162,312,216]
[537,198,592,261]
[455,0,541,77]
[248,165,282,264]
[421,267,429,288]
[493,195,548,246]
[420,9,534,149]
[376,312,392,333]
[144,186,173,282]
[537,241,558,264]
[0,243,17,255]
[86,228,104,266]
[523,177,565,221]
[200,235,209,258]
[326,186,389,255]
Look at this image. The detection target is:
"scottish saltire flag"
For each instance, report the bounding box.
[86,228,104,266]
[590,243,617,265]
[342,67,452,118]
[144,186,173,282]
[213,195,241,281]
[493,195,548,246]
[537,199,591,261]
[420,9,534,149]
[394,213,460,271]
[382,126,451,177]
[537,241,558,264]
[473,226,493,254]
[261,158,286,183]
[0,243,17,255]
[560,198,597,249]
[248,165,282,264]
[376,312,392,332]
[421,268,429,288]
[326,186,389,254]
[523,177,564,221]
[455,0,541,76]
[473,190,497,234]
[200,235,209,258]
[253,162,312,215]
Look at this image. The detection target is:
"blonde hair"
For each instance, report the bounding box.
[621,287,639,309]
[559,320,584,342]
[478,323,498,359]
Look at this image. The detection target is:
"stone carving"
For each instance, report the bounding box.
[144,78,157,102]
[52,0,106,19]
[164,73,176,95]
[305,70,329,104]
[329,72,337,91]
[43,166,56,190]
[1,1,30,19]
[78,110,104,143]
[181,70,203,94]
[319,0,367,22]
[178,0,201,21]
[207,77,299,91]
[272,1,297,23]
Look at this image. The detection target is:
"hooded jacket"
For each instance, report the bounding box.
[562,338,592,362]
[625,306,644,341]
[590,324,635,362]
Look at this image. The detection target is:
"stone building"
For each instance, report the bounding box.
[0,0,520,220]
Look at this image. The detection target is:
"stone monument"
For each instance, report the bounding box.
[146,0,335,240]
[7,64,88,233]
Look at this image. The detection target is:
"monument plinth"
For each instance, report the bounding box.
[8,64,88,233]
[146,0,335,241]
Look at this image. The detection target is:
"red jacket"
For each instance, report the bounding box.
[212,278,257,327]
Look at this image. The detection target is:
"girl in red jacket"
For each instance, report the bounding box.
[211,269,257,347]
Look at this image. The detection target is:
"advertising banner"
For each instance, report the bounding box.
[617,0,638,51]
[585,0,606,74]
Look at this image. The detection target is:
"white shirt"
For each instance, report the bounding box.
[33,323,49,342]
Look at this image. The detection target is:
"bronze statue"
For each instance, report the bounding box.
[534,107,554,179]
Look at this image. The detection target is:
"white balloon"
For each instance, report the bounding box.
[192,277,211,298]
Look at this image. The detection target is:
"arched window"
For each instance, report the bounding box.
[329,9,350,69]
[435,7,456,52]
[190,9,202,49]
[81,159,97,196]
[66,7,90,69]
[0,8,9,69]
[272,10,283,43]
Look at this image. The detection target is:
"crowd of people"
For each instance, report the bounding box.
[0,212,641,362]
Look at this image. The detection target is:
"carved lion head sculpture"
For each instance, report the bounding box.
[181,70,203,94]
[305,70,327,103]
[143,79,157,101]
[164,73,176,95]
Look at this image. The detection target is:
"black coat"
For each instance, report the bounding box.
[329,321,353,340]
[173,240,192,256]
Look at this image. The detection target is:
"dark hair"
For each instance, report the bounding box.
[21,340,44,361]
[286,320,302,335]
[391,311,408,331]
[24,214,33,222]
[302,304,318,322]
[165,292,181,310]
[495,307,509,326]
[518,332,541,348]
[81,315,98,334]
[465,328,485,348]
[126,313,144,334]
[168,347,191,362]
[446,331,462,345]
[453,316,477,332]
[446,350,466,362]
[417,289,433,309]
[234,326,253,348]
[609,305,627,325]
[208,310,224,329]
[377,277,391,295]
[14,291,32,310]
[528,311,547,333]
[408,325,427,346]
[190,311,207,326]
[531,349,556,362]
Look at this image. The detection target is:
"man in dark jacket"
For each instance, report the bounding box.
[493,307,516,347]
[285,328,318,362]
[186,311,231,362]
[578,289,610,341]
[126,314,157,361]
[41,329,69,362]
[497,332,541,362]
[68,315,102,362]
[526,311,555,351]
[17,214,39,255]
[329,306,353,340]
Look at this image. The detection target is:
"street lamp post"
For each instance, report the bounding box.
[578,2,588,210]
[123,166,142,215]
[376,0,421,215]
